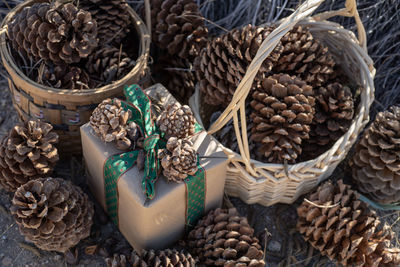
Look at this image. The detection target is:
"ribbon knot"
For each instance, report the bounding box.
[143,134,161,151]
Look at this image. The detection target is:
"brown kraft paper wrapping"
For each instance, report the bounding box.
[81,84,227,251]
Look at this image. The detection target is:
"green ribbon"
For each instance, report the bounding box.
[103,84,205,227]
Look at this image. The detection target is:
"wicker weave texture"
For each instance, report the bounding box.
[190,0,375,206]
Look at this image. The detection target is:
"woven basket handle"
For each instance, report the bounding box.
[207,0,367,176]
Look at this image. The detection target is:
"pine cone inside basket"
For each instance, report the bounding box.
[250,73,315,163]
[158,137,198,183]
[90,98,140,150]
[0,120,59,192]
[7,2,98,65]
[11,177,94,253]
[187,208,265,266]
[86,45,136,85]
[351,106,400,204]
[302,82,354,158]
[157,103,196,139]
[150,0,208,59]
[78,0,131,45]
[297,180,400,266]
[38,63,93,89]
[195,24,283,107]
[274,26,335,87]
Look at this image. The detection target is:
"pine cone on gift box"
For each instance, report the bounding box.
[38,63,93,89]
[195,24,283,107]
[302,82,354,158]
[78,0,131,45]
[11,178,94,253]
[158,137,198,183]
[150,0,208,59]
[157,103,196,139]
[297,180,400,266]
[90,99,141,150]
[0,120,59,192]
[7,2,98,65]
[351,106,400,204]
[86,45,136,85]
[187,208,265,266]
[250,73,315,163]
[274,26,335,87]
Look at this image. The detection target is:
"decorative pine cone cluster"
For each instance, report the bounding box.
[7,0,137,89]
[11,178,94,253]
[0,120,59,192]
[297,180,400,266]
[351,106,400,204]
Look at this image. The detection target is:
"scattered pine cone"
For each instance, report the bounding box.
[157,103,196,139]
[86,45,136,85]
[131,249,196,266]
[105,254,127,267]
[0,120,59,192]
[11,178,94,253]
[78,0,131,45]
[275,26,335,87]
[187,208,265,266]
[195,24,283,107]
[250,74,315,163]
[297,180,400,266]
[351,106,400,204]
[158,137,198,183]
[7,2,98,65]
[90,98,140,150]
[150,0,208,59]
[39,63,93,89]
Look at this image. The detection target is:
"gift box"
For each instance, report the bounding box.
[81,84,227,251]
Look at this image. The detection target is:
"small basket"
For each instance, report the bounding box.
[0,0,151,155]
[190,0,375,206]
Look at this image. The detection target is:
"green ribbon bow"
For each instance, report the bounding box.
[103,85,205,227]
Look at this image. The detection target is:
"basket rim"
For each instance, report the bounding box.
[0,0,150,96]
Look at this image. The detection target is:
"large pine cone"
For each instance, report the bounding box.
[7,2,98,65]
[150,0,208,59]
[351,106,400,204]
[250,74,315,163]
[187,208,265,266]
[297,180,400,266]
[86,45,136,85]
[11,177,94,253]
[274,26,335,87]
[302,82,354,158]
[158,137,198,183]
[78,0,131,45]
[38,63,93,89]
[0,120,59,192]
[195,24,283,107]
[90,99,140,150]
[157,103,196,139]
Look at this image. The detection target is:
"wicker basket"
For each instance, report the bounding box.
[0,0,151,155]
[190,0,375,206]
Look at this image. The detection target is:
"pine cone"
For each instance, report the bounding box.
[157,103,196,139]
[105,254,127,267]
[297,180,400,266]
[150,0,208,59]
[158,137,198,183]
[274,26,335,87]
[187,208,265,266]
[7,2,98,65]
[78,0,131,45]
[0,120,59,192]
[38,63,93,89]
[11,177,94,253]
[130,249,196,266]
[250,74,315,163]
[86,45,136,85]
[351,106,400,204]
[90,98,140,150]
[302,82,354,158]
[195,24,283,107]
